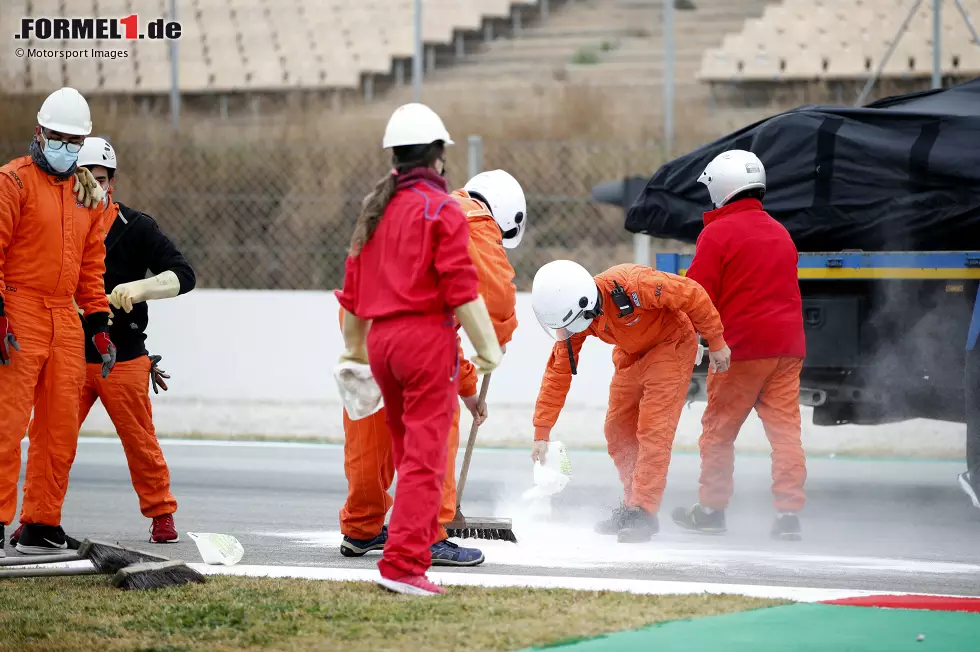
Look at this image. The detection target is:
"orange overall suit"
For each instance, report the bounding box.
[339,190,517,542]
[0,156,110,527]
[533,264,725,514]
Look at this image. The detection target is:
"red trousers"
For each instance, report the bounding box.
[698,357,806,512]
[367,315,458,579]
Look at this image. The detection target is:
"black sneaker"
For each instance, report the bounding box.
[340,526,388,557]
[617,506,659,543]
[771,514,802,541]
[672,503,727,534]
[0,523,5,559]
[594,506,628,535]
[8,523,23,547]
[14,524,81,555]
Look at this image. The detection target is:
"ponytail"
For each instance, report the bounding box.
[350,172,398,254]
[348,141,446,254]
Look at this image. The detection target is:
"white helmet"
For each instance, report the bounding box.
[382,103,454,149]
[77,137,117,171]
[531,260,600,341]
[698,149,766,208]
[37,87,92,136]
[464,169,527,249]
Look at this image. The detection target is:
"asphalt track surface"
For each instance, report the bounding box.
[13,437,980,596]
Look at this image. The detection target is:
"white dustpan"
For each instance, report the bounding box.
[187,532,245,566]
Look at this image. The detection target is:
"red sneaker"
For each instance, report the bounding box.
[149,514,179,543]
[376,573,446,596]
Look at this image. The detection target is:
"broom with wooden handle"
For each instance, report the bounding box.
[444,374,517,542]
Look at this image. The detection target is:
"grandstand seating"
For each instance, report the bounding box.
[698,0,980,82]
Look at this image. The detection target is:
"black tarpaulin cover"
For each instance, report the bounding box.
[625,79,980,251]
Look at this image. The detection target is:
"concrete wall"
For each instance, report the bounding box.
[80,289,966,458]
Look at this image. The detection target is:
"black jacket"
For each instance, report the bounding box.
[83,202,196,364]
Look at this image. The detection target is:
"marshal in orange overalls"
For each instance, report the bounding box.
[0,156,110,528]
[533,264,725,516]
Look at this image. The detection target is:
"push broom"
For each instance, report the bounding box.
[0,560,206,590]
[444,374,517,543]
[0,538,169,574]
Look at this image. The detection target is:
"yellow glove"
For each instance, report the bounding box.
[339,308,369,365]
[454,298,502,375]
[73,166,105,209]
[109,271,181,313]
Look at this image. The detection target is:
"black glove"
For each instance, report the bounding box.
[149,354,170,393]
[86,312,116,378]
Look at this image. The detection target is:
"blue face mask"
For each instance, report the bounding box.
[42,137,79,173]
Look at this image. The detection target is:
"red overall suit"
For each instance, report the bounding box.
[336,169,479,580]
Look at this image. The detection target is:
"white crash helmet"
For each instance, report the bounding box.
[37,87,92,136]
[698,149,766,208]
[464,169,527,249]
[531,260,600,341]
[382,103,454,149]
[77,136,117,172]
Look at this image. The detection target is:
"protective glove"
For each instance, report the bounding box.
[454,298,502,375]
[339,308,369,365]
[72,167,105,209]
[86,312,116,378]
[0,312,19,365]
[109,271,181,313]
[149,354,170,393]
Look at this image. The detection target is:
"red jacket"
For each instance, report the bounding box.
[335,169,479,319]
[685,198,805,361]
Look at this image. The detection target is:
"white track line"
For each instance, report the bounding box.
[184,563,974,603]
[8,560,973,603]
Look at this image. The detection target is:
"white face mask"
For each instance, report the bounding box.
[42,136,79,173]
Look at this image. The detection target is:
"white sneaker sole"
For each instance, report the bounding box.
[376,577,444,596]
[959,473,980,509]
[16,544,67,555]
[149,535,180,544]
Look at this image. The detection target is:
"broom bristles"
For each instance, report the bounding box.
[445,527,518,543]
[84,541,171,575]
[111,561,206,590]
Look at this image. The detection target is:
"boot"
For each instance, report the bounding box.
[616,506,659,543]
[671,503,727,534]
[594,506,628,535]
[771,514,802,541]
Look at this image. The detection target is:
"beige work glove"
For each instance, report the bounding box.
[73,166,105,209]
[454,298,502,375]
[339,308,370,365]
[109,271,181,313]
